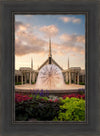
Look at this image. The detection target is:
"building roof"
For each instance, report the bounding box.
[80,69,85,75]
[38,57,63,71]
[15,70,22,76]
[19,67,33,72]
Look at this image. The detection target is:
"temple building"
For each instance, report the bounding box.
[15,39,85,85]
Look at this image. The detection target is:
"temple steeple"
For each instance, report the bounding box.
[48,38,52,57]
[48,38,52,64]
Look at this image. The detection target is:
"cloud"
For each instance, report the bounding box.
[15,21,85,57]
[15,36,47,56]
[60,34,73,42]
[15,21,33,33]
[15,21,48,56]
[59,17,81,24]
[51,33,85,56]
[76,35,85,43]
[25,15,32,17]
[15,21,23,31]
[60,34,85,44]
[49,40,85,57]
[39,25,59,37]
[72,18,81,24]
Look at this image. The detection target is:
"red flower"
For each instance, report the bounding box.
[15,93,32,103]
[62,93,85,100]
[54,99,58,102]
[49,99,52,102]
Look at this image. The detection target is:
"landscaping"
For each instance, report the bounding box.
[15,90,85,121]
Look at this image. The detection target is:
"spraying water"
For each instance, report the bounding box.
[35,64,65,90]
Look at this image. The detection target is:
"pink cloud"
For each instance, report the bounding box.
[39,25,59,37]
[76,35,85,43]
[72,18,81,24]
[59,17,81,24]
[60,33,85,44]
[60,34,73,41]
[15,21,33,33]
[15,21,85,57]
[15,22,48,56]
[59,17,71,23]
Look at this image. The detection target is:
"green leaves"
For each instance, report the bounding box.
[55,97,85,121]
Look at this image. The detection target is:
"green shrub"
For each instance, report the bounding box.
[15,82,22,85]
[71,80,74,83]
[54,97,85,121]
[66,82,69,84]
[15,95,60,121]
[31,81,36,84]
[33,101,60,121]
[79,82,85,85]
[15,82,27,85]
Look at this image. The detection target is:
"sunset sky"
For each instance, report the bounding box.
[15,15,85,70]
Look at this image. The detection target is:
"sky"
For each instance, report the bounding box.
[15,14,85,70]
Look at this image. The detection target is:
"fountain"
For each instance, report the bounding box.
[15,38,85,95]
[35,64,65,90]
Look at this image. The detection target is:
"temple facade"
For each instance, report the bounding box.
[15,39,85,85]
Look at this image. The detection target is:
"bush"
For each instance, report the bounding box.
[15,93,85,121]
[54,97,85,121]
[66,81,69,84]
[32,100,60,121]
[15,82,26,85]
[15,94,60,121]
[79,82,85,85]
[31,81,35,84]
[15,82,22,85]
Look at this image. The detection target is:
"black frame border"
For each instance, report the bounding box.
[0,0,100,136]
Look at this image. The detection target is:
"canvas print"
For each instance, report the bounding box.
[15,14,86,121]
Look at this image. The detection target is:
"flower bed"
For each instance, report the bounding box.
[62,93,85,100]
[15,92,85,121]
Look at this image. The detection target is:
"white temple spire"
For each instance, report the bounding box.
[48,37,52,57]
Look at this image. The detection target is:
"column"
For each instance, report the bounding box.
[21,74,23,85]
[77,73,79,84]
[29,71,31,84]
[34,72,36,83]
[67,72,69,83]
[25,73,27,84]
[69,72,71,84]
[74,73,76,84]
[66,72,68,82]
[32,72,35,82]
[31,72,33,83]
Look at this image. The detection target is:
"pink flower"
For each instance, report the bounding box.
[54,99,58,102]
[15,93,32,103]
[49,99,52,102]
[62,93,85,99]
